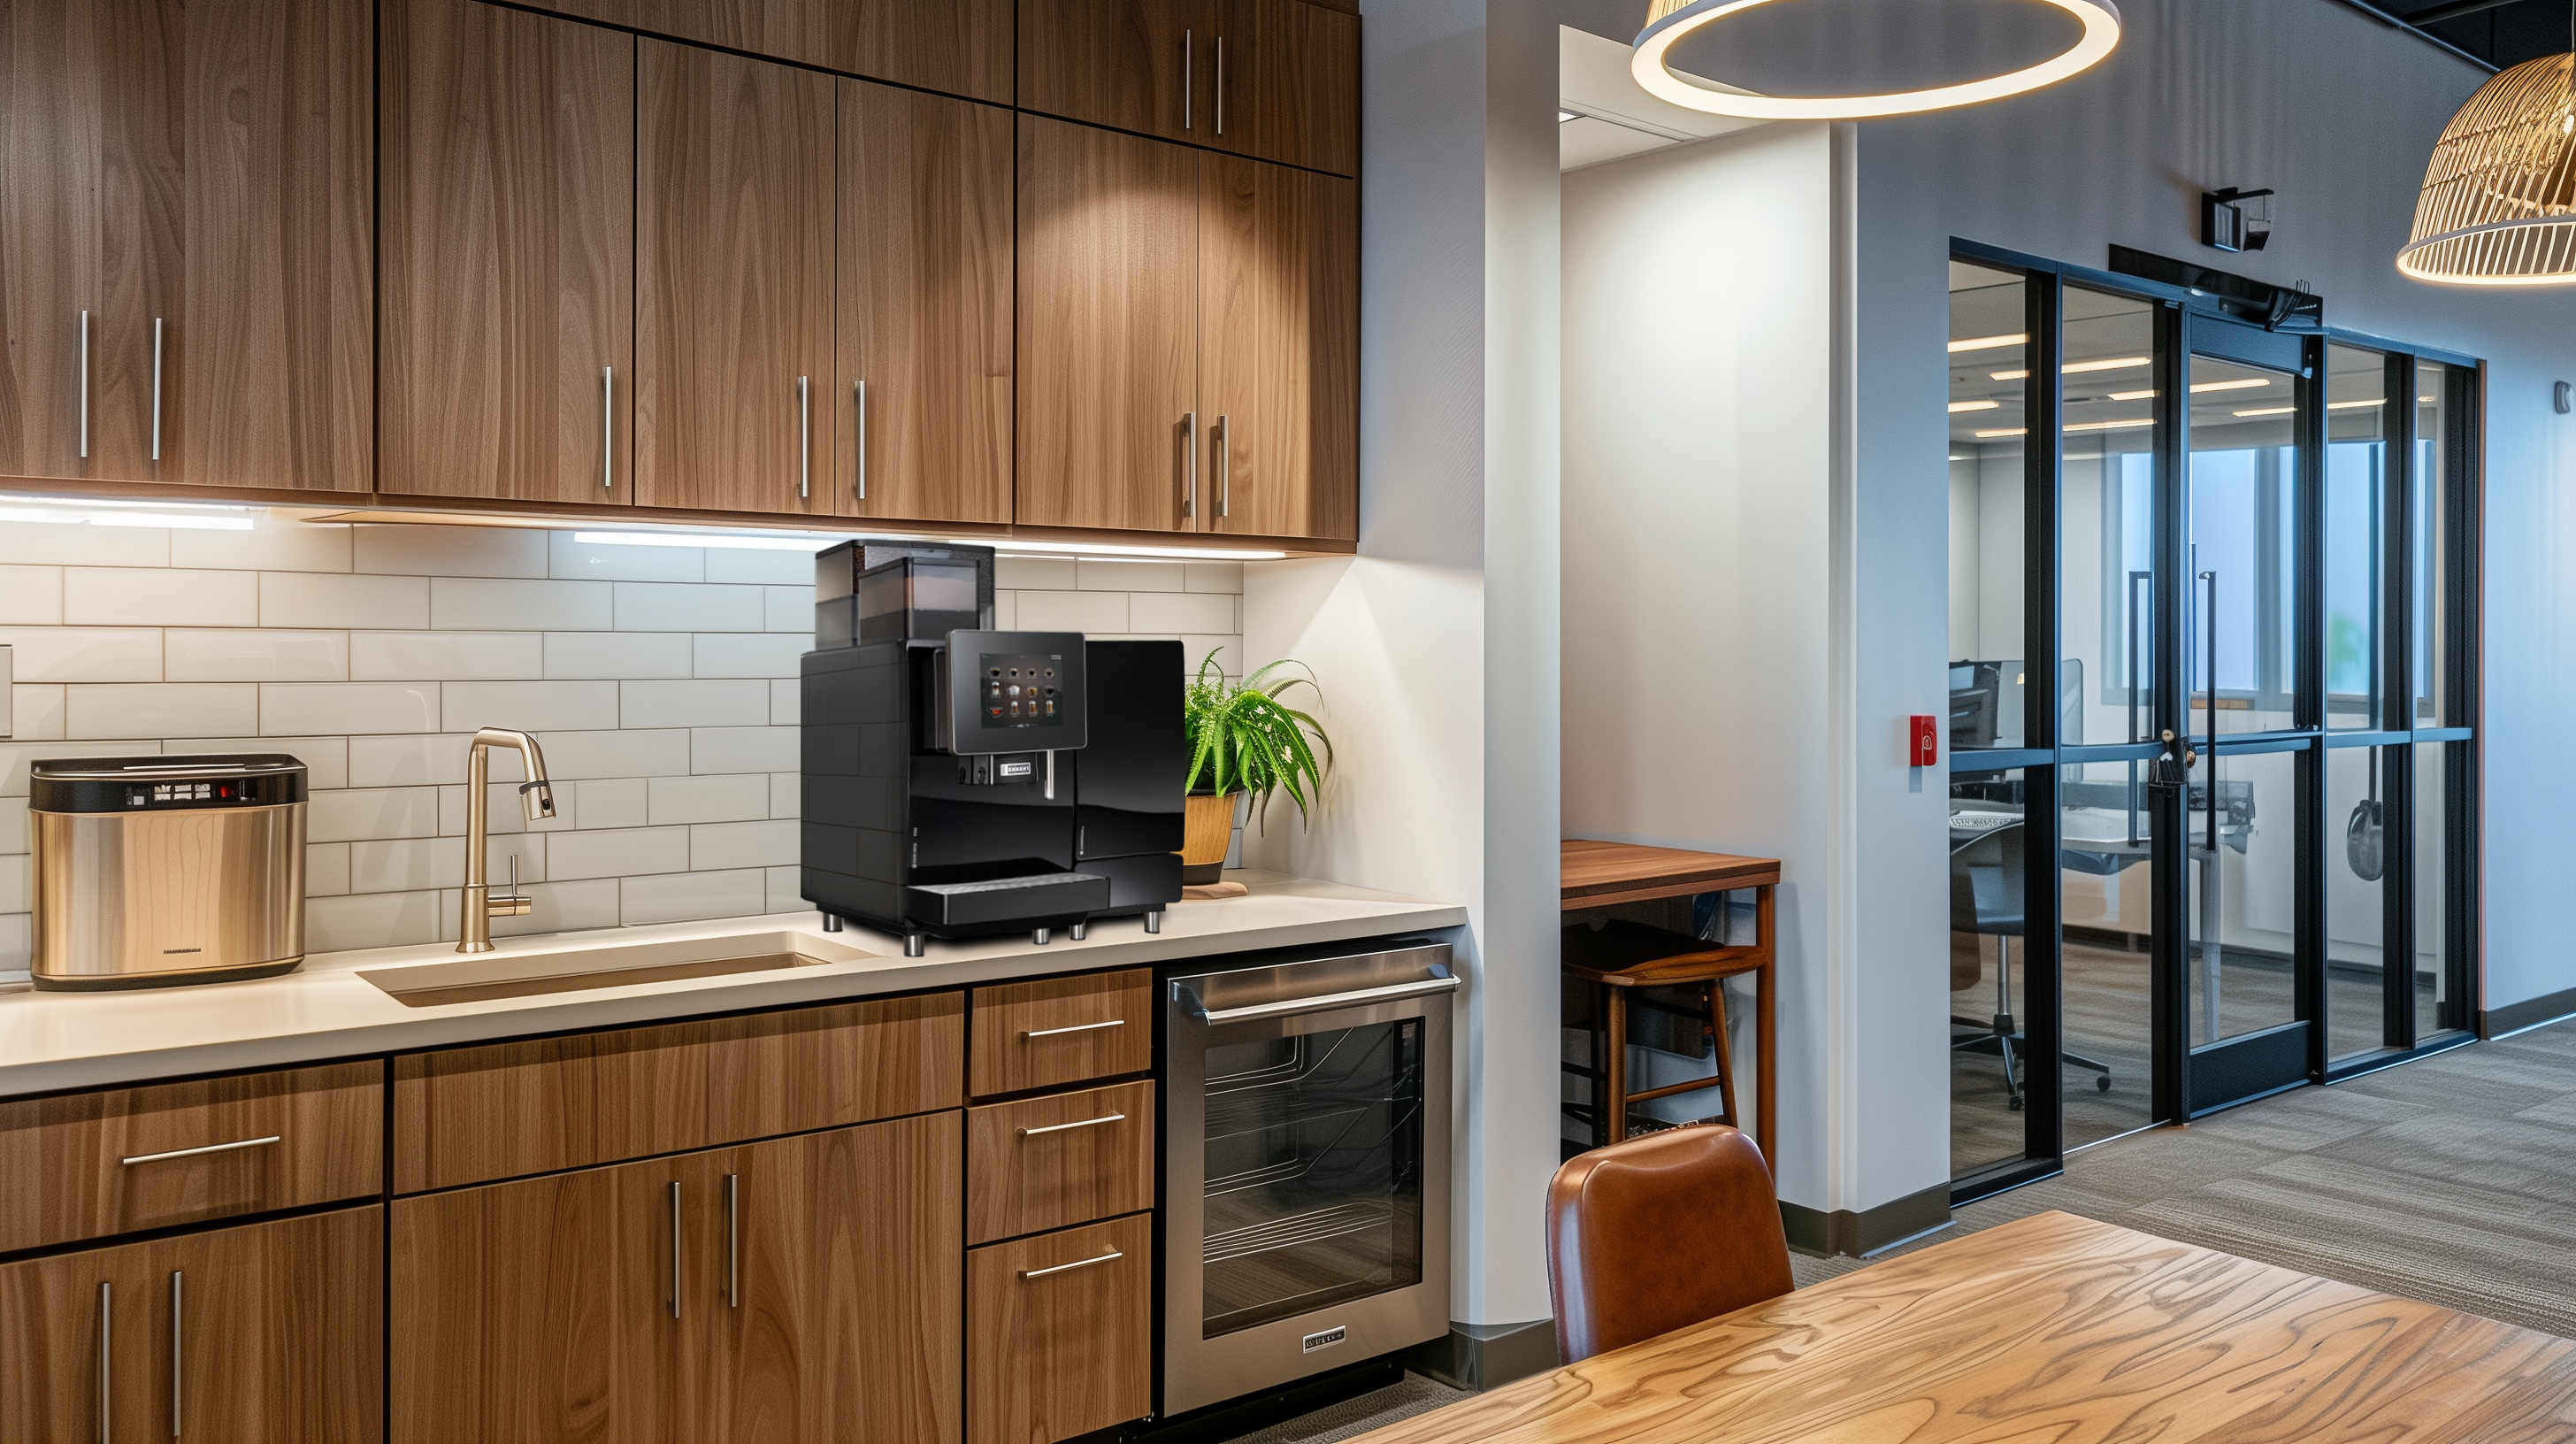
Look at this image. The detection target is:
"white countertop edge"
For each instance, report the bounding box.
[0,872,1467,1097]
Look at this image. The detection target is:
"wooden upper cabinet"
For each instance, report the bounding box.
[635,40,835,517]
[380,0,634,503]
[837,82,1014,526]
[0,0,372,492]
[0,1208,381,1444]
[1211,0,1359,177]
[1020,0,1212,148]
[519,0,1015,103]
[1199,155,1357,540]
[1016,117,1199,533]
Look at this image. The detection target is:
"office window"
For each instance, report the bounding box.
[1949,262,2030,750]
[2324,345,2388,730]
[1950,765,2032,1176]
[2412,361,2454,727]
[2187,353,2300,735]
[2326,745,2395,1060]
[2061,287,2158,749]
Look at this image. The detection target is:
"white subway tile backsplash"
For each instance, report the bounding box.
[549,533,703,583]
[546,632,691,680]
[307,890,443,952]
[766,864,803,915]
[349,836,465,895]
[443,680,621,734]
[347,733,469,787]
[309,787,441,844]
[261,683,440,736]
[67,683,258,740]
[535,728,692,781]
[692,633,807,679]
[0,855,26,914]
[548,826,690,880]
[762,587,811,633]
[262,572,431,630]
[769,772,798,818]
[1015,590,1129,633]
[648,773,770,826]
[168,629,349,683]
[770,679,799,726]
[490,879,622,937]
[306,842,351,898]
[996,557,1077,590]
[575,778,649,830]
[13,685,64,741]
[692,726,799,775]
[1131,591,1237,634]
[690,818,797,871]
[0,627,163,682]
[352,632,543,681]
[621,680,769,730]
[437,782,578,837]
[617,581,764,632]
[992,590,1017,628]
[67,568,257,626]
[1184,562,1244,594]
[0,741,156,796]
[0,567,61,625]
[172,518,353,573]
[707,549,814,585]
[433,577,612,632]
[0,798,26,852]
[620,868,766,926]
[1077,559,1186,593]
[356,524,549,579]
[0,526,166,568]
[1182,634,1246,675]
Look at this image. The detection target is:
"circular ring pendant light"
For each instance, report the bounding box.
[1631,0,2123,121]
[2397,54,2576,286]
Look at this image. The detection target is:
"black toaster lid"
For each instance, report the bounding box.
[31,754,310,812]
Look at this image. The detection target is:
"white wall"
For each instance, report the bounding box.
[1241,0,1563,1330]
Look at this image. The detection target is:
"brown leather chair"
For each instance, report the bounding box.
[1545,1123,1793,1364]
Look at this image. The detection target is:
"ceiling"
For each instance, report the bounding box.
[1558,26,1765,173]
[2381,0,2576,66]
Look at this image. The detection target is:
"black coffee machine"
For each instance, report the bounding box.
[801,541,1184,956]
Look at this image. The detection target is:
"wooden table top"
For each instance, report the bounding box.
[1560,840,1780,911]
[1348,1210,2576,1444]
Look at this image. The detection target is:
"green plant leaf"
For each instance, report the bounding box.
[1179,647,1333,830]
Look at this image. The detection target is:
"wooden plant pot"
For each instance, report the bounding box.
[1181,793,1238,885]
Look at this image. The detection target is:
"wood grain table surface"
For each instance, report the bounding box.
[1349,1210,2576,1444]
[1560,840,1781,912]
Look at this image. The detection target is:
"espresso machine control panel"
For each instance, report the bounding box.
[946,632,1088,755]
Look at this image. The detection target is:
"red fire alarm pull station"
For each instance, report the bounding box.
[1910,715,1938,767]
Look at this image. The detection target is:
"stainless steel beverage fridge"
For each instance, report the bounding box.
[1162,943,1456,1416]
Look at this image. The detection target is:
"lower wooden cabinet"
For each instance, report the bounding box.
[391,1110,962,1444]
[967,1212,1153,1444]
[0,1206,383,1444]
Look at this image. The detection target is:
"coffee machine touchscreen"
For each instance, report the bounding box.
[983,654,1067,727]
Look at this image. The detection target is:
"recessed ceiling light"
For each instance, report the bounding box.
[1974,427,2029,438]
[1948,400,2001,413]
[1990,369,2030,380]
[2106,388,2155,401]
[1949,334,2028,353]
[1949,455,1973,461]
[2190,377,2269,393]
[2066,419,2155,432]
[2233,406,2296,417]
[2063,356,2150,374]
[2328,398,2386,410]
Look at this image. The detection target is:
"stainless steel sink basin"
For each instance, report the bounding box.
[358,930,878,1007]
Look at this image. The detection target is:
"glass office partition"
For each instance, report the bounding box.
[2187,354,2300,736]
[2184,745,2297,1045]
[2058,773,2150,1148]
[1950,765,2033,1176]
[2416,741,2456,1041]
[2325,345,2388,731]
[2413,361,2454,726]
[2061,288,2158,749]
[1950,262,2033,751]
[2326,744,2395,1061]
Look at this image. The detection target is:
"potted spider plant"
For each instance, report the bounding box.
[1181,651,1332,884]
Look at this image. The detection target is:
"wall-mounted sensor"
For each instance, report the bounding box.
[2204,188,2274,252]
[2557,380,2571,414]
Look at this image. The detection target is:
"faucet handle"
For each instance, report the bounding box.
[485,853,534,918]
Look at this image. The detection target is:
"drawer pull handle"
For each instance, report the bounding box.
[669,1180,683,1320]
[170,1271,183,1439]
[96,1280,111,1444]
[1023,1250,1123,1279]
[1024,1018,1126,1039]
[1020,1112,1126,1137]
[121,1135,279,1167]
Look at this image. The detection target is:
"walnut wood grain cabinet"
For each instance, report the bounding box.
[390,1113,961,1444]
[0,1206,382,1444]
[1020,0,1356,177]
[380,0,634,504]
[0,1060,381,1255]
[0,0,372,492]
[519,0,1014,104]
[635,39,836,517]
[966,1212,1153,1444]
[967,1081,1155,1244]
[970,967,1156,1096]
[836,81,1015,526]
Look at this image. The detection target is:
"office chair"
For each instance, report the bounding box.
[1545,1124,1792,1363]
[1949,822,2112,1110]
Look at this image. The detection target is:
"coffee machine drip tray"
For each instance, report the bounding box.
[907,872,1111,928]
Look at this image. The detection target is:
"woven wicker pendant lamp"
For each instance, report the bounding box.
[2399,53,2576,285]
[1632,0,2122,121]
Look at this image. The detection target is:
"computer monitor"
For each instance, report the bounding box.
[1947,658,2085,750]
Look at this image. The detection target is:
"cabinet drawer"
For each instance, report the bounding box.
[394,991,962,1192]
[967,1081,1154,1244]
[967,1213,1152,1444]
[970,969,1153,1097]
[0,1062,382,1255]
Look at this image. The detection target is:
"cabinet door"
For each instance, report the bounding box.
[837,82,1013,526]
[0,1209,380,1444]
[1016,118,1199,532]
[380,0,634,503]
[515,1,1012,99]
[1211,0,1359,177]
[175,0,375,492]
[636,40,834,517]
[1199,155,1357,540]
[1020,0,1214,148]
[967,1213,1153,1444]
[390,1156,690,1443]
[695,1114,962,1444]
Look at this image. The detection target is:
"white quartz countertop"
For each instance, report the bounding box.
[0,872,1465,1096]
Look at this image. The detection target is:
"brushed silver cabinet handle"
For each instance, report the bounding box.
[724,1172,740,1309]
[169,1271,182,1439]
[602,365,614,489]
[1024,1018,1125,1038]
[668,1180,682,1319]
[1023,1250,1123,1279]
[1019,1112,1125,1137]
[1215,35,1225,135]
[1183,411,1198,518]
[78,310,90,459]
[798,376,811,499]
[150,319,164,463]
[122,1135,279,1167]
[1183,30,1192,130]
[96,1279,111,1444]
[854,380,868,502]
[1216,414,1230,518]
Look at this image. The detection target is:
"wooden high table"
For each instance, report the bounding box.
[1560,841,1778,1172]
[1347,1210,2576,1443]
